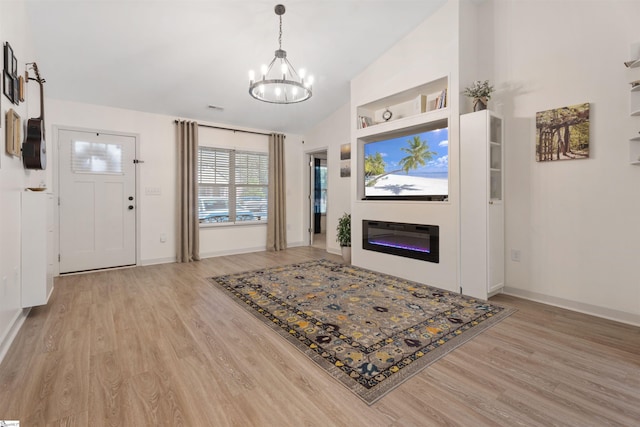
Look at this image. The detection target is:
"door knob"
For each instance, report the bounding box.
[128,205,134,210]
[128,196,134,201]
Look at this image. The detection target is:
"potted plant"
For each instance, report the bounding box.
[464,80,495,112]
[336,212,351,264]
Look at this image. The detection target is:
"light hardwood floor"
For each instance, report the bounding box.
[0,247,638,426]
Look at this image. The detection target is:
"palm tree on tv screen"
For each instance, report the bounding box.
[399,136,436,173]
[364,152,386,178]
[366,135,435,186]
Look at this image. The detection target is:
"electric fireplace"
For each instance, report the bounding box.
[362,220,439,263]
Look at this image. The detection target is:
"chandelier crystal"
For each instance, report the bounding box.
[249,4,313,104]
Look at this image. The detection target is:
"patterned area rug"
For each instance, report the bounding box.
[209,259,515,404]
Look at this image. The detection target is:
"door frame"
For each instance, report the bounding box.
[304,148,328,247]
[54,125,140,275]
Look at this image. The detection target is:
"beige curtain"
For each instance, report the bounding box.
[176,120,200,262]
[267,133,287,251]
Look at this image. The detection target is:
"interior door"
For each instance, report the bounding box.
[58,129,137,273]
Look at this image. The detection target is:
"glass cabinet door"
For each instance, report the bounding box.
[489,115,502,201]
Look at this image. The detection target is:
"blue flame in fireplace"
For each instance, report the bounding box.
[369,238,430,253]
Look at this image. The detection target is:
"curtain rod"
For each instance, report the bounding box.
[174,120,271,136]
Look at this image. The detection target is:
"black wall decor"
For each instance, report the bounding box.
[3,42,19,104]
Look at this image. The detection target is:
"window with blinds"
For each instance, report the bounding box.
[197,147,268,224]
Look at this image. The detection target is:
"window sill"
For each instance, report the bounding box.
[200,220,267,229]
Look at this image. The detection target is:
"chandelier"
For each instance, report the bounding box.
[248,4,313,104]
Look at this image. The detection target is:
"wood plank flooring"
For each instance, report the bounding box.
[0,247,638,426]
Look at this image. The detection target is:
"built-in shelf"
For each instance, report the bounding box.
[629,136,640,165]
[356,76,448,134]
[355,76,451,202]
[628,43,640,119]
[355,107,449,140]
[626,59,640,69]
[627,44,640,164]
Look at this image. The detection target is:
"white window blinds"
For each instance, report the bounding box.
[197,147,268,224]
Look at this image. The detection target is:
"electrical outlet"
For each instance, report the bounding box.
[160,233,166,243]
[511,249,521,262]
[145,187,161,196]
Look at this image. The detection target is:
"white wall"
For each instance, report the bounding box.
[0,0,44,361]
[283,132,306,248]
[300,102,351,255]
[349,0,460,290]
[47,99,307,265]
[47,99,178,266]
[492,0,640,324]
[197,128,269,257]
[197,127,305,257]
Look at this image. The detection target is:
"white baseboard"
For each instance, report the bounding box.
[286,241,305,248]
[200,246,267,259]
[502,286,640,327]
[0,308,30,366]
[141,242,314,265]
[139,256,177,266]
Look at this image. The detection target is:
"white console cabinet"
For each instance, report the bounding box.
[21,191,54,307]
[460,110,504,300]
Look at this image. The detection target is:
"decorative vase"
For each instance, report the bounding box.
[341,246,351,264]
[473,97,488,112]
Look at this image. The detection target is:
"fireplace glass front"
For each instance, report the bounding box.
[362,220,439,263]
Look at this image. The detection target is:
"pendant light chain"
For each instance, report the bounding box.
[279,15,283,51]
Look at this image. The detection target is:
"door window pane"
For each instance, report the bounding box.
[71,140,123,174]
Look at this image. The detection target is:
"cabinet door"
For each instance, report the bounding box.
[488,201,504,293]
[489,115,502,201]
[488,114,504,293]
[22,192,54,307]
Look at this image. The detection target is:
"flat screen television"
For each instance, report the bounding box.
[362,124,449,201]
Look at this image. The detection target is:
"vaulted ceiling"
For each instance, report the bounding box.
[26,0,446,134]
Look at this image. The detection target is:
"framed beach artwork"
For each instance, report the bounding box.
[340,143,351,178]
[536,102,589,162]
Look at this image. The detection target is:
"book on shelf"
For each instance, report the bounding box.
[358,115,374,129]
[426,88,448,111]
[437,88,447,109]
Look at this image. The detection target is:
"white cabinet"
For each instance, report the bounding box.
[21,191,54,307]
[460,110,504,300]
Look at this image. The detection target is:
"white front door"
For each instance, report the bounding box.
[58,129,137,273]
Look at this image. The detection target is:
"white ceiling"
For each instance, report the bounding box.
[25,0,446,134]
